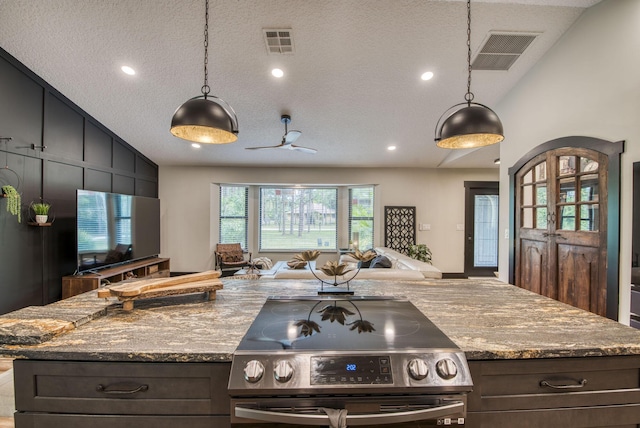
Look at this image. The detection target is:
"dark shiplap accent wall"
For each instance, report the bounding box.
[0,46,159,315]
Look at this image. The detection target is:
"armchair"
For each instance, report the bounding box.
[215,243,252,276]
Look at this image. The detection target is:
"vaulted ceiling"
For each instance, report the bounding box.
[0,0,601,168]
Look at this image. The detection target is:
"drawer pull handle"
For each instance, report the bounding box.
[540,379,587,389]
[96,383,149,395]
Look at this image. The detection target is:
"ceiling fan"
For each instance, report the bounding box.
[246,115,317,154]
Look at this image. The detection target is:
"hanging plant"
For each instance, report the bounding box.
[1,185,21,223]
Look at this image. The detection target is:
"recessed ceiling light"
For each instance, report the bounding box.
[421,71,434,81]
[121,65,136,76]
[271,68,284,78]
[387,145,397,151]
[191,143,201,148]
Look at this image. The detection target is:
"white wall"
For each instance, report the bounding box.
[495,0,640,323]
[159,166,497,273]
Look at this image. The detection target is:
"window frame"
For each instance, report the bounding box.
[219,185,249,251]
[348,186,375,250]
[258,186,338,252]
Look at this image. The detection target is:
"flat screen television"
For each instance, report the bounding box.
[76,189,161,273]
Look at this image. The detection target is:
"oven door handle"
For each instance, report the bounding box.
[235,401,465,426]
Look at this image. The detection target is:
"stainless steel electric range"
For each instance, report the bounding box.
[229,295,473,427]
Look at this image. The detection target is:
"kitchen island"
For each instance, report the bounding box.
[1,278,640,427]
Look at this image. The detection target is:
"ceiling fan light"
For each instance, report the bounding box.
[170,97,238,144]
[436,104,504,149]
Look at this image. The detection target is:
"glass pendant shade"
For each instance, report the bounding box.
[170,97,238,144]
[435,104,504,149]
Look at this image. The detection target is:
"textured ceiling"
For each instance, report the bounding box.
[0,0,600,169]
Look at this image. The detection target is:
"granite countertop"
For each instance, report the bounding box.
[1,278,640,362]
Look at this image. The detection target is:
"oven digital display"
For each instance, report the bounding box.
[311,356,393,385]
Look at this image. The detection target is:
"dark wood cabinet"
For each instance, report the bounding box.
[11,355,640,428]
[13,360,231,428]
[466,356,640,427]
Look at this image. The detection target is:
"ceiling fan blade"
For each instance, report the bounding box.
[290,145,317,154]
[284,130,302,144]
[245,144,284,150]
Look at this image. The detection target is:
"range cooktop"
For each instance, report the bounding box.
[235,295,458,352]
[230,296,473,397]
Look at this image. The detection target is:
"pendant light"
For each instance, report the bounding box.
[170,0,238,144]
[434,0,503,149]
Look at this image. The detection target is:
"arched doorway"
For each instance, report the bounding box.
[508,136,623,319]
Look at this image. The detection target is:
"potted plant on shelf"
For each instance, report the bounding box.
[408,244,433,264]
[31,202,51,224]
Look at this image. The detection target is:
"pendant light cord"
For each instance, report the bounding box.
[201,0,210,98]
[464,0,474,105]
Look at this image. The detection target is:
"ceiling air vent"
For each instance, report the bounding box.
[472,32,539,71]
[263,29,295,54]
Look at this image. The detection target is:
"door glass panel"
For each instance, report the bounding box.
[580,157,598,172]
[536,207,547,229]
[559,178,576,203]
[522,208,533,228]
[522,184,533,206]
[474,195,498,267]
[580,204,599,231]
[535,162,547,181]
[559,156,576,176]
[559,205,576,230]
[522,169,533,184]
[580,174,599,202]
[535,184,547,205]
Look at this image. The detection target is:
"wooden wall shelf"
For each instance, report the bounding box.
[62,257,170,299]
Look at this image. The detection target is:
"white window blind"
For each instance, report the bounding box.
[219,185,248,250]
[259,187,337,251]
[348,186,374,250]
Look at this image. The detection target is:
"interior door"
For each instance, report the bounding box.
[515,148,608,316]
[464,182,499,277]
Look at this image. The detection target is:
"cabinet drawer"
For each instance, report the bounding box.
[14,360,230,416]
[15,413,230,428]
[468,356,640,412]
[467,404,640,428]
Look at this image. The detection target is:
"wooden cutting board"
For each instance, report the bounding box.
[97,270,223,310]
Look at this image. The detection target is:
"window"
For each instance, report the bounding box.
[348,186,374,250]
[259,187,337,251]
[219,185,248,250]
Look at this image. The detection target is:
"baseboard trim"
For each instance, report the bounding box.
[442,273,467,279]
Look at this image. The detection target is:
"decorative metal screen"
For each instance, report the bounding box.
[384,206,416,255]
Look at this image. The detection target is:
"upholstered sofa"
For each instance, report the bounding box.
[259,247,442,280]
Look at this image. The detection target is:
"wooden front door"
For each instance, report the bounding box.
[515,148,608,316]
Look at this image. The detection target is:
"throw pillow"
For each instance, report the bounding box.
[369,255,392,269]
[358,260,373,268]
[253,256,273,269]
[222,251,244,262]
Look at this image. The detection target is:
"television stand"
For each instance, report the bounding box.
[62,257,170,299]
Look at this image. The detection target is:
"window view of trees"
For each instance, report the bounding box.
[219,186,248,249]
[260,187,337,251]
[349,187,374,250]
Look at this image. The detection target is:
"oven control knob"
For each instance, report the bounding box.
[436,358,458,380]
[407,358,429,380]
[274,360,294,383]
[243,360,265,383]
